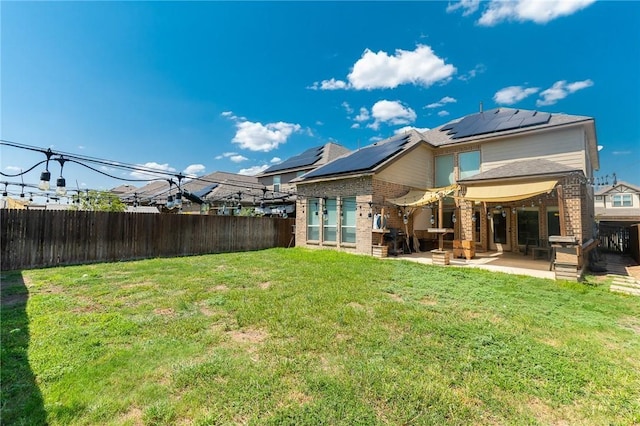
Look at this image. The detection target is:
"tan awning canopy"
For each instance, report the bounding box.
[462,180,557,202]
[388,185,457,207]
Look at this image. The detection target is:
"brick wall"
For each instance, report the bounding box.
[295,176,412,255]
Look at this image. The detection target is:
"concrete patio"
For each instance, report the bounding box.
[388,249,556,279]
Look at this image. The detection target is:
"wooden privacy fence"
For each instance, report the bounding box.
[1,209,295,270]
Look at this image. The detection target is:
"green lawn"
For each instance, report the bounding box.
[2,248,639,425]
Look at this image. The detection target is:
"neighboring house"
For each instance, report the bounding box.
[116,180,172,209]
[256,142,350,217]
[117,172,265,215]
[594,181,640,253]
[186,171,263,215]
[294,108,599,257]
[595,181,640,222]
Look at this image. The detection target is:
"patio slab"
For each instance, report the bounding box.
[389,250,556,280]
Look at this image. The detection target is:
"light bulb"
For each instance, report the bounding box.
[55,177,66,196]
[39,171,51,191]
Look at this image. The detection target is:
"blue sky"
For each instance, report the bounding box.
[1,0,639,194]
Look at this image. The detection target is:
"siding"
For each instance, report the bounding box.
[482,127,586,174]
[377,144,433,188]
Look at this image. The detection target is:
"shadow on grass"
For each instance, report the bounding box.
[1,271,48,425]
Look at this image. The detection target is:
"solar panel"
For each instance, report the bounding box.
[443,108,551,139]
[192,184,218,198]
[263,146,323,173]
[303,134,410,179]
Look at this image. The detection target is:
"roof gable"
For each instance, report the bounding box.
[595,181,640,195]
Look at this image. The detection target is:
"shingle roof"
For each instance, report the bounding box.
[259,142,350,176]
[297,130,425,181]
[423,108,593,147]
[188,171,263,204]
[595,181,640,196]
[458,159,580,182]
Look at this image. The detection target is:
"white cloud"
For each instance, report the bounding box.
[438,110,450,117]
[310,78,349,90]
[313,45,456,91]
[221,111,233,117]
[458,64,486,81]
[238,165,270,176]
[351,123,361,129]
[348,45,456,90]
[229,155,248,163]
[354,107,370,122]
[536,79,594,106]
[5,165,22,172]
[368,100,417,130]
[130,162,176,180]
[473,0,596,26]
[270,157,282,163]
[233,121,301,152]
[215,152,239,160]
[612,150,631,156]
[446,0,480,16]
[341,101,354,114]
[493,85,539,105]
[426,96,457,109]
[224,113,302,152]
[394,126,430,135]
[183,164,205,177]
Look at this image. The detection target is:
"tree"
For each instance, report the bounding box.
[71,190,126,212]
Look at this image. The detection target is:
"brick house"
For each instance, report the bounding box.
[293,108,599,257]
[256,142,350,217]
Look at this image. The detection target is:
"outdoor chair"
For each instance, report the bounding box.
[531,239,551,260]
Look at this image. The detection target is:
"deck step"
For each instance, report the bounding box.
[611,285,640,296]
[608,274,640,296]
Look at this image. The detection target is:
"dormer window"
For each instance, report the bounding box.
[273,175,281,192]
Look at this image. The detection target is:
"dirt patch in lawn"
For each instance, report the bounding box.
[386,293,404,303]
[154,307,176,317]
[229,328,268,344]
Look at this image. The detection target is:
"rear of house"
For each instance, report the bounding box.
[294,108,599,259]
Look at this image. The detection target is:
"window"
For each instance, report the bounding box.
[307,198,320,241]
[435,155,454,187]
[323,198,337,242]
[459,151,481,180]
[273,175,281,192]
[612,194,632,207]
[341,197,356,243]
[517,210,539,245]
[547,209,560,237]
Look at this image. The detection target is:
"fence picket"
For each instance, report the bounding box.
[1,210,295,270]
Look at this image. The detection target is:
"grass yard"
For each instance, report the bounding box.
[2,248,639,425]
